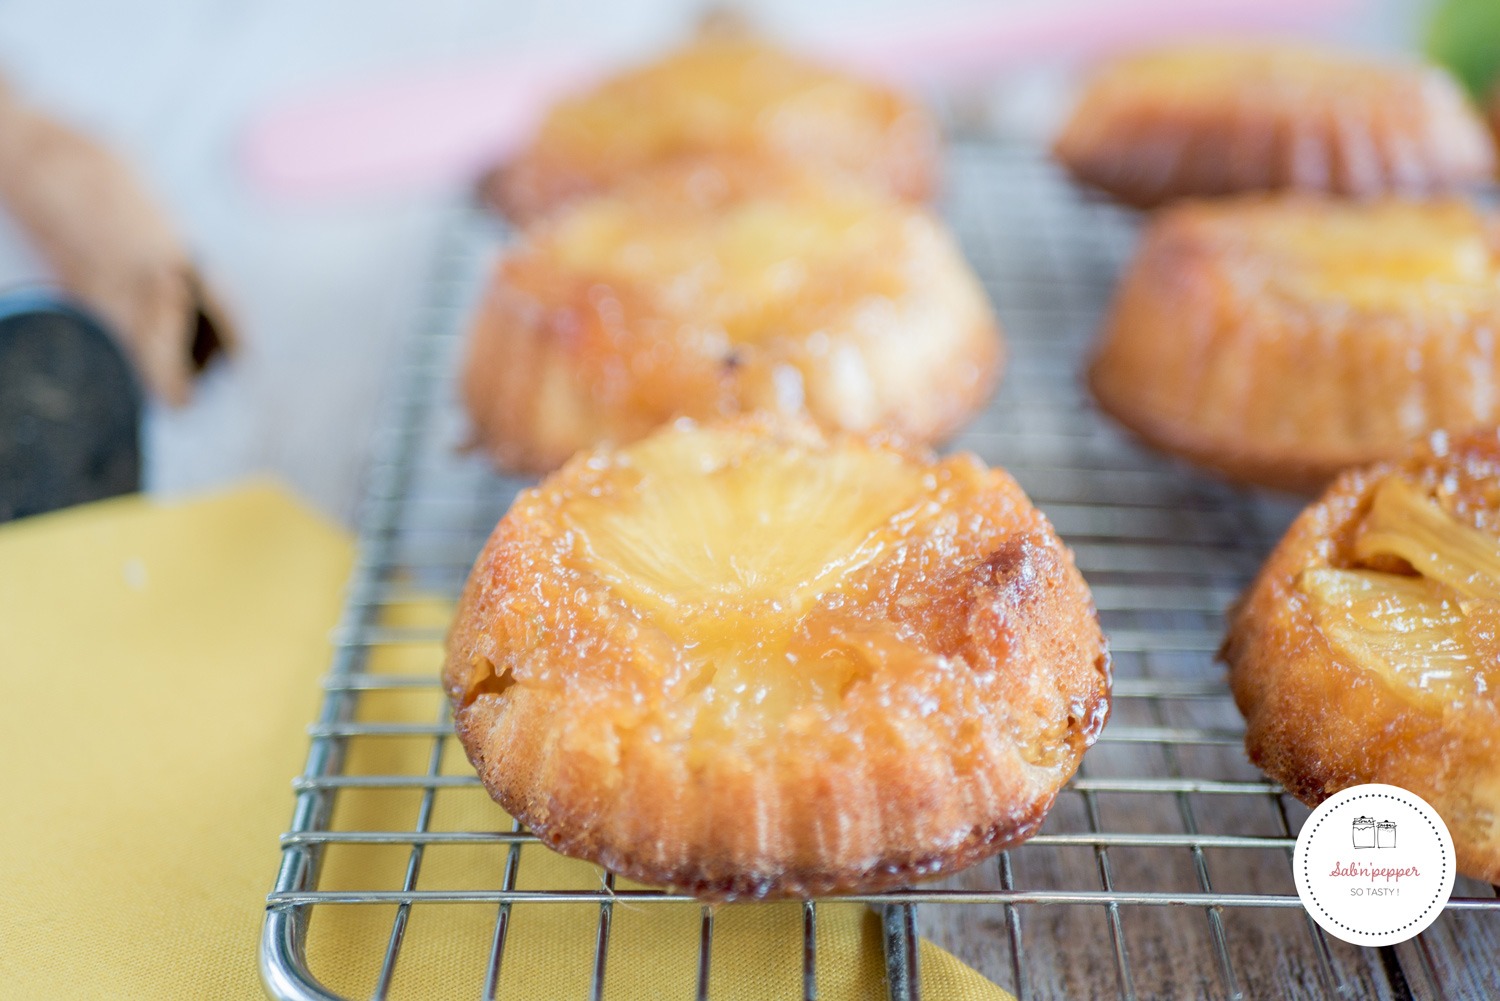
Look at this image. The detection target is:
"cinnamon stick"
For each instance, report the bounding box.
[0,79,234,405]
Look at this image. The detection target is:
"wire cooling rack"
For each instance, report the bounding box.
[261,141,1500,1001]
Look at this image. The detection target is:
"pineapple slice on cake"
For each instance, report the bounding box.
[445,416,1111,899]
[1226,430,1500,884]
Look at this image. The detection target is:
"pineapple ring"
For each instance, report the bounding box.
[1090,195,1500,492]
[1225,429,1500,884]
[444,417,1111,900]
[1053,43,1494,208]
[483,36,938,224]
[462,156,1002,474]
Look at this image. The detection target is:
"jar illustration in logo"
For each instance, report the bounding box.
[1353,815,1376,848]
[1378,820,1397,848]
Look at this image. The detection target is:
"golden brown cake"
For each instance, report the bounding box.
[486,36,939,223]
[1054,44,1495,208]
[1225,430,1500,883]
[444,417,1112,900]
[1089,195,1500,492]
[463,157,1002,474]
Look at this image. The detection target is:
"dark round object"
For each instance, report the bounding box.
[0,291,142,522]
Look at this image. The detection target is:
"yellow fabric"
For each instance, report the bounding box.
[0,482,1011,1001]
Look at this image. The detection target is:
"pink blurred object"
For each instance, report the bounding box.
[244,52,602,199]
[243,0,1362,199]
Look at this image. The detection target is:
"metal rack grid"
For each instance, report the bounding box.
[261,140,1500,1001]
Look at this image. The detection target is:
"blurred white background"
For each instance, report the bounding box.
[0,0,1423,521]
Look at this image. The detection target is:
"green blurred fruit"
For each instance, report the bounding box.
[1426,0,1500,98]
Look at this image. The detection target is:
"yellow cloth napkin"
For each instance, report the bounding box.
[0,483,1010,1000]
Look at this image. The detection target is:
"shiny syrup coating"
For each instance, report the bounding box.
[1227,429,1500,883]
[1090,196,1500,492]
[462,156,1002,474]
[1054,43,1495,207]
[485,36,940,224]
[445,417,1110,899]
